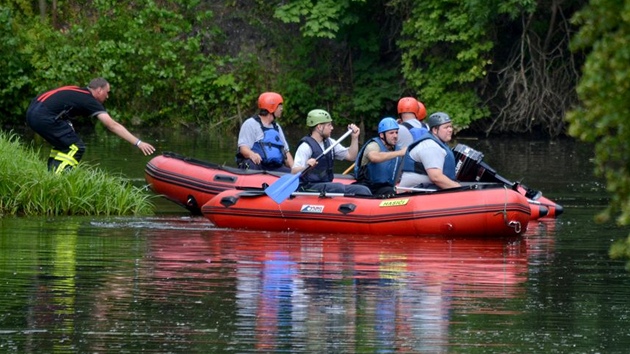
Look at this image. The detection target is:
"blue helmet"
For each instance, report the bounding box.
[378,117,399,134]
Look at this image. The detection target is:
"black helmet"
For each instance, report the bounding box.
[427,112,451,129]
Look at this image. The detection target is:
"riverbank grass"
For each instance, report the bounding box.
[0,131,154,216]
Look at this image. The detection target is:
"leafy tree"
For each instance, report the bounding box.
[395,0,584,136]
[398,0,494,129]
[273,0,400,131]
[480,0,583,136]
[269,0,583,135]
[21,0,217,124]
[567,0,630,268]
[275,0,362,39]
[1,0,263,130]
[0,0,588,138]
[0,6,35,122]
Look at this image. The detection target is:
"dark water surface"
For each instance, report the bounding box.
[2,130,630,353]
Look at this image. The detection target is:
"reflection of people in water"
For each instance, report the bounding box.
[234,250,306,351]
[235,259,262,340]
[256,251,300,350]
[229,234,528,352]
[374,254,404,351]
[410,281,451,351]
[367,253,452,352]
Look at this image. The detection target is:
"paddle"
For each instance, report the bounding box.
[476,161,542,200]
[342,162,356,175]
[395,186,437,193]
[265,128,354,204]
[453,144,542,200]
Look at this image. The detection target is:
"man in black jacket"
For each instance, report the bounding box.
[26,77,155,173]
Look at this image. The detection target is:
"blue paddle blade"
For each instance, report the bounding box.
[265,172,302,204]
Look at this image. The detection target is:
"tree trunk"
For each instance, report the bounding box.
[39,0,46,22]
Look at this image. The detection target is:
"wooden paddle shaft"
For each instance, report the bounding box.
[342,162,355,175]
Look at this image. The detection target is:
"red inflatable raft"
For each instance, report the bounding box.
[145,151,562,220]
[201,185,532,237]
[144,152,353,212]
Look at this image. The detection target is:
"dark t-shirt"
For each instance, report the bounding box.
[34,86,106,120]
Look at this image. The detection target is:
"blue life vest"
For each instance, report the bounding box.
[402,133,457,180]
[401,121,428,142]
[297,136,334,183]
[251,117,285,167]
[354,137,402,187]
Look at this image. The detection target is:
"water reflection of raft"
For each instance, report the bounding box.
[201,185,532,237]
[147,225,530,298]
[145,152,561,220]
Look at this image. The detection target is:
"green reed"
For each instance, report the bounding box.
[0,131,154,217]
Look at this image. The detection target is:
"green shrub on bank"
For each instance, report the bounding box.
[0,131,154,217]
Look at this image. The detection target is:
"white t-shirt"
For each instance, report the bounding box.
[397,119,427,149]
[399,139,445,188]
[293,138,349,169]
[237,117,290,152]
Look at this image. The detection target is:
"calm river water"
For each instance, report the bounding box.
[1,128,630,353]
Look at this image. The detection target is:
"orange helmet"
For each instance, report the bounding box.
[258,92,283,114]
[417,101,427,121]
[397,97,419,117]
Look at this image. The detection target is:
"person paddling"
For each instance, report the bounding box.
[292,109,371,196]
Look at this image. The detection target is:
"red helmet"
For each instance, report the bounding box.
[417,101,427,121]
[397,97,420,117]
[258,92,283,114]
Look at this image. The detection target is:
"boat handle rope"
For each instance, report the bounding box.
[494,185,522,234]
[508,220,522,234]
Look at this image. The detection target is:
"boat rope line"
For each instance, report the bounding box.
[508,220,522,234]
[495,185,522,234]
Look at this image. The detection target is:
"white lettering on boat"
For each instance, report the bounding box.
[300,205,325,213]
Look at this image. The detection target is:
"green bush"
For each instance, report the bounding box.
[1,1,264,130]
[0,6,33,121]
[0,131,154,217]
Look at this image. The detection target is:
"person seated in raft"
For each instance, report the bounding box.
[292,109,372,196]
[399,112,462,190]
[236,92,293,172]
[396,96,428,149]
[353,117,407,196]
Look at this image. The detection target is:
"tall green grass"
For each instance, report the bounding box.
[0,131,154,217]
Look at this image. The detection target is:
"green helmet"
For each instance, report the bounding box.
[306,109,333,127]
[427,112,452,129]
